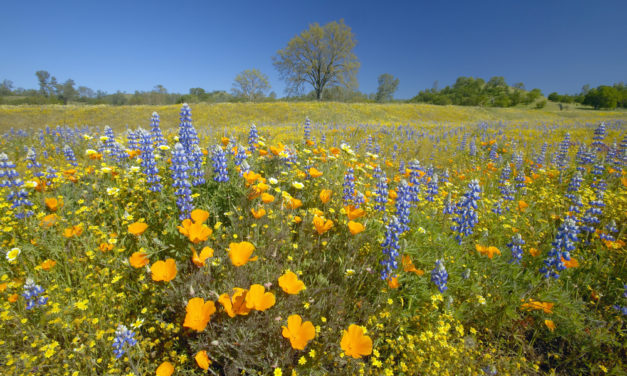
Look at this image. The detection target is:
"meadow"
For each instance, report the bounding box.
[0,103,625,375]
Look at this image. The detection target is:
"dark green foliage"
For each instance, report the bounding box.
[409,76,544,108]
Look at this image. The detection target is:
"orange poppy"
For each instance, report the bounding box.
[44,197,61,212]
[520,299,553,314]
[282,314,316,350]
[195,350,211,370]
[63,224,84,238]
[278,271,306,295]
[387,276,400,289]
[156,361,174,376]
[285,197,303,210]
[475,244,501,259]
[261,193,275,204]
[308,167,323,178]
[243,171,261,186]
[528,247,540,257]
[313,215,334,235]
[245,284,275,311]
[40,259,57,271]
[228,241,257,267]
[151,259,177,281]
[518,200,529,212]
[401,254,424,275]
[183,297,216,332]
[129,251,150,268]
[178,214,213,244]
[340,324,373,359]
[347,221,365,235]
[293,216,302,223]
[8,294,19,303]
[251,207,266,219]
[319,189,332,204]
[544,319,556,332]
[345,205,366,220]
[128,222,148,236]
[192,246,214,267]
[218,288,251,317]
[561,256,579,268]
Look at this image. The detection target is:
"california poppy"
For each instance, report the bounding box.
[347,221,365,235]
[218,288,251,317]
[345,206,366,220]
[285,197,302,210]
[544,319,556,332]
[192,246,214,267]
[319,189,332,204]
[401,254,424,275]
[340,324,373,359]
[308,167,323,178]
[40,259,56,271]
[520,299,553,314]
[282,314,316,350]
[228,241,257,267]
[183,297,216,332]
[475,244,501,259]
[45,197,61,212]
[178,219,212,244]
[245,284,275,311]
[129,251,150,268]
[278,271,306,295]
[156,361,174,376]
[151,259,177,282]
[313,215,333,235]
[387,276,400,289]
[518,200,529,212]
[261,193,275,204]
[195,350,211,370]
[128,222,148,236]
[251,207,266,219]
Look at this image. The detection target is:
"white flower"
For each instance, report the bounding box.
[129,166,140,173]
[6,248,20,262]
[101,167,112,174]
[85,149,97,156]
[106,187,120,196]
[268,177,278,185]
[292,181,304,190]
[158,145,170,151]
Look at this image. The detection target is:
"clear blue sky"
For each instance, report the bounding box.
[1,0,626,99]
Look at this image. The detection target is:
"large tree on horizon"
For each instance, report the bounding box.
[273,19,360,100]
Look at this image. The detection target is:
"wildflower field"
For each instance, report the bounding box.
[0,103,626,375]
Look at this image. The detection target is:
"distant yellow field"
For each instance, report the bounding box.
[1,102,626,131]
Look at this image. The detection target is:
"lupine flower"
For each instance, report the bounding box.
[138,128,162,192]
[171,143,193,219]
[591,122,606,150]
[395,180,412,232]
[178,103,199,154]
[380,216,401,280]
[112,324,137,359]
[507,234,525,264]
[212,145,229,182]
[25,147,44,178]
[431,259,448,292]
[0,153,33,219]
[408,159,423,202]
[22,278,48,310]
[150,112,167,148]
[374,175,388,212]
[540,216,579,279]
[451,179,481,244]
[426,174,439,201]
[342,168,356,205]
[190,145,206,186]
[248,123,259,151]
[63,145,78,166]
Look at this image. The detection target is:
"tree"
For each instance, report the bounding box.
[273,19,359,100]
[35,70,51,96]
[231,69,271,101]
[0,80,13,96]
[584,86,619,109]
[59,79,78,104]
[375,74,399,102]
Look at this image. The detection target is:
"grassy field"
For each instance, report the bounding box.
[1,102,626,130]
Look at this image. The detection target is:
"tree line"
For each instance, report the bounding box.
[0,19,624,109]
[547,83,627,110]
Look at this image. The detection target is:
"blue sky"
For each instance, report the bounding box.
[1,0,626,99]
